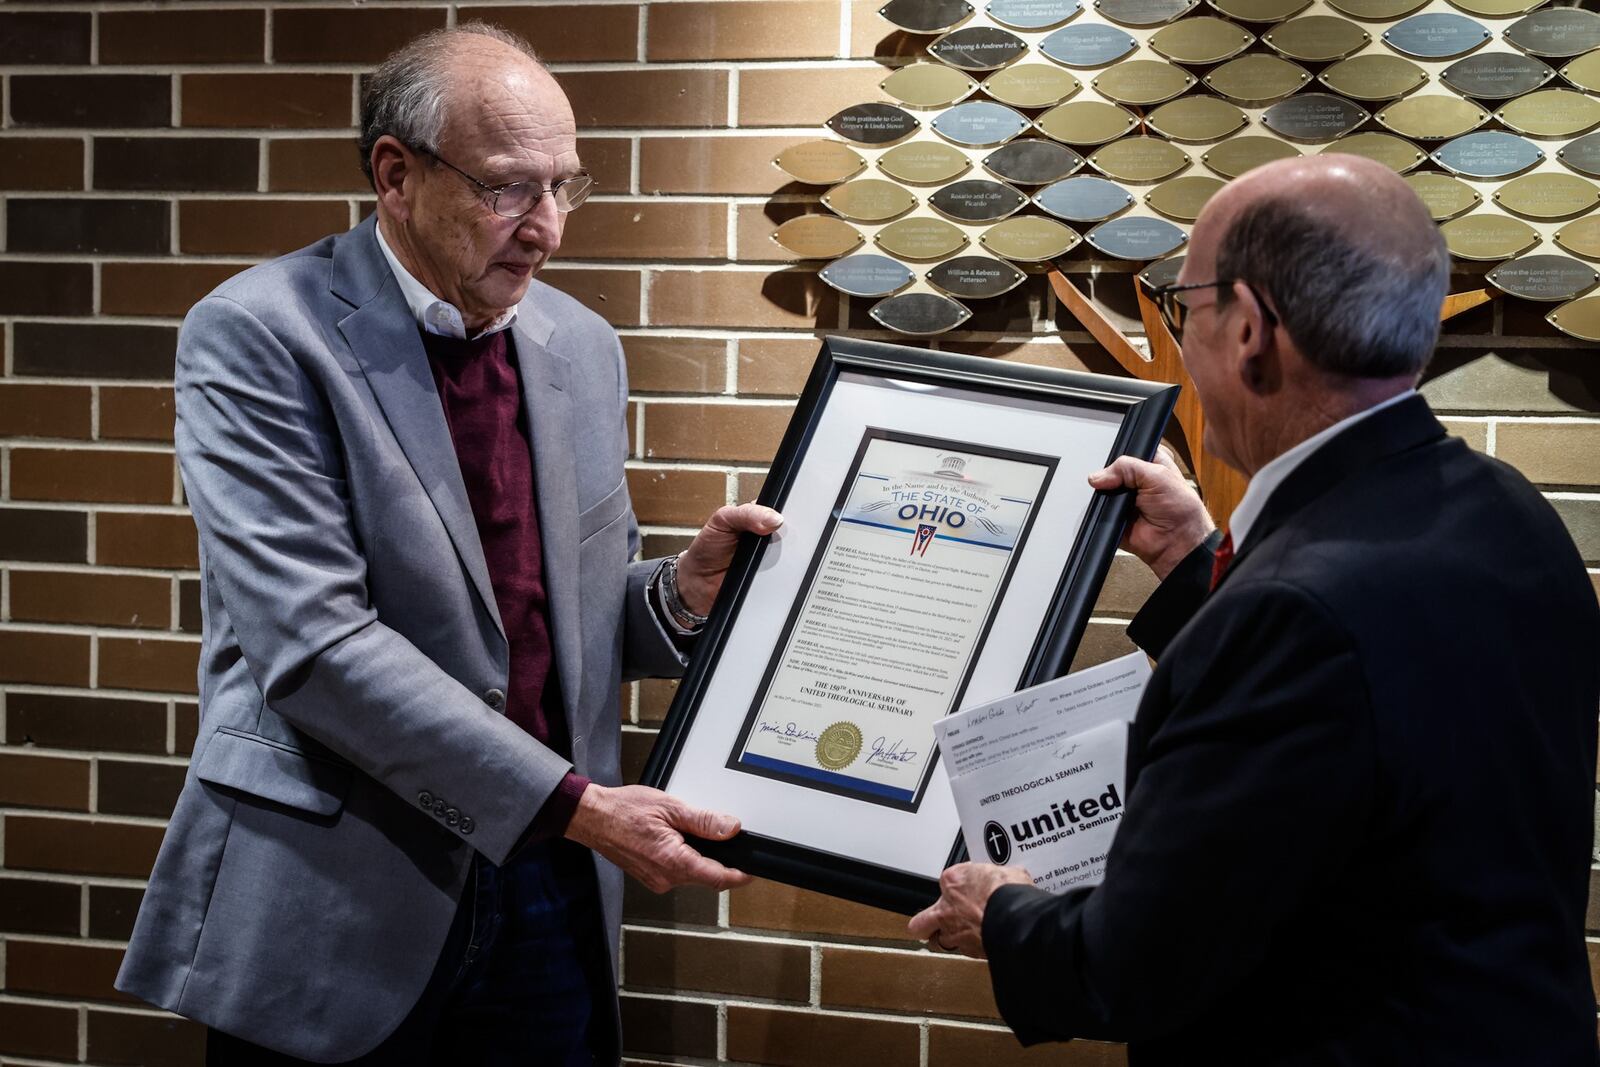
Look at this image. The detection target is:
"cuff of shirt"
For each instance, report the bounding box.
[519,771,592,847]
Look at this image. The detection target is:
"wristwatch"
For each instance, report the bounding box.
[658,553,709,633]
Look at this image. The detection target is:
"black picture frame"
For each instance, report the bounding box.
[642,336,1178,915]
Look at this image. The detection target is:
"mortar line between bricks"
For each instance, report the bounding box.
[0,870,156,891]
[0,619,201,640]
[7,439,177,453]
[3,931,161,950]
[0,57,892,76]
[0,500,193,514]
[2,809,177,828]
[2,746,190,766]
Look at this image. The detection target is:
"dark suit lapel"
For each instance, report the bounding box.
[510,311,584,728]
[1230,394,1447,575]
[330,218,506,643]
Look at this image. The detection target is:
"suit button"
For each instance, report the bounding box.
[418,791,433,809]
[460,816,475,835]
[445,808,459,826]
[432,800,447,818]
[484,689,506,710]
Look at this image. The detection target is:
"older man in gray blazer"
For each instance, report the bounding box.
[115,24,778,1066]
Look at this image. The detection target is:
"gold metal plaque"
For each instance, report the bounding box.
[774,141,866,185]
[1440,214,1540,260]
[1209,0,1310,22]
[1445,0,1544,18]
[1376,96,1488,141]
[1561,51,1600,95]
[1037,100,1140,145]
[1405,172,1481,221]
[1547,296,1600,342]
[1492,172,1600,220]
[876,141,971,184]
[1147,96,1249,143]
[1204,54,1311,105]
[983,64,1082,109]
[773,215,864,259]
[1325,132,1425,173]
[1326,0,1426,17]
[821,179,919,222]
[1263,16,1370,63]
[874,217,970,260]
[881,65,979,110]
[1318,55,1428,101]
[1150,17,1254,65]
[1496,90,1600,139]
[1090,137,1191,182]
[1555,216,1600,259]
[979,216,1081,260]
[1145,174,1226,221]
[1091,60,1195,107]
[1201,136,1301,179]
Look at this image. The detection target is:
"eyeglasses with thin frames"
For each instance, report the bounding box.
[1142,278,1280,342]
[417,148,593,218]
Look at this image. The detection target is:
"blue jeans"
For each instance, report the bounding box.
[207,840,607,1066]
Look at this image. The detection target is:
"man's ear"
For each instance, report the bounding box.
[370,135,417,225]
[1229,281,1281,395]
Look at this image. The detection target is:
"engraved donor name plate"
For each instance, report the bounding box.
[828,103,921,145]
[1446,0,1542,18]
[1211,0,1309,19]
[820,255,916,298]
[1558,132,1600,180]
[1504,8,1600,58]
[980,216,1082,260]
[869,292,973,334]
[930,26,1030,70]
[1486,255,1599,302]
[882,64,980,109]
[1092,60,1196,106]
[880,0,975,33]
[1326,132,1425,173]
[1319,55,1429,102]
[1405,171,1481,221]
[1493,172,1600,220]
[1037,100,1139,144]
[1202,136,1301,179]
[987,0,1084,30]
[1327,0,1426,19]
[875,217,971,259]
[1262,93,1371,142]
[1265,16,1370,63]
[1035,174,1136,220]
[1094,0,1199,25]
[983,139,1086,184]
[1496,89,1600,139]
[983,63,1082,108]
[1086,216,1189,260]
[878,141,972,184]
[1147,96,1249,143]
[1556,217,1600,259]
[929,178,1030,221]
[1090,137,1191,183]
[1431,131,1544,178]
[1440,52,1554,100]
[1150,17,1255,65]
[1382,13,1491,60]
[1440,213,1540,260]
[774,215,865,259]
[933,100,1031,147]
[1376,95,1487,141]
[1204,54,1311,105]
[776,141,866,186]
[1563,52,1600,95]
[1039,23,1139,67]
[1547,296,1600,343]
[1145,174,1226,221]
[1138,254,1186,290]
[927,254,1028,297]
[823,179,919,222]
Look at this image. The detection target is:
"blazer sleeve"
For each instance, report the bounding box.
[1125,530,1222,660]
[981,578,1376,1044]
[177,294,573,866]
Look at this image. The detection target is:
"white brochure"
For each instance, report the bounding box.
[933,652,1151,893]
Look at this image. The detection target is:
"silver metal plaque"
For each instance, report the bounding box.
[926,255,1028,297]
[819,254,916,298]
[1086,216,1189,260]
[869,292,973,335]
[1432,131,1544,178]
[931,100,1031,147]
[826,103,920,145]
[1557,131,1600,180]
[1439,52,1554,100]
[880,0,975,33]
[1035,175,1135,221]
[1486,254,1599,302]
[929,26,1029,70]
[929,178,1029,221]
[1138,255,1186,290]
[1261,93,1371,143]
[1503,8,1600,58]
[987,0,1083,30]
[1039,23,1139,67]
[983,139,1086,184]
[1382,13,1491,61]
[1093,0,1199,26]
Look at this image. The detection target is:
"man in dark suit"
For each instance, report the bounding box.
[910,154,1600,1064]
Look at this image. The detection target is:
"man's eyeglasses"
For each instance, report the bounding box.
[418,148,593,218]
[1142,278,1280,342]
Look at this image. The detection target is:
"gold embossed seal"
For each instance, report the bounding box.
[816,722,864,771]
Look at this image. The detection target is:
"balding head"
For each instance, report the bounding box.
[1188,154,1449,380]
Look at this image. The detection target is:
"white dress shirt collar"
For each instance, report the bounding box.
[1228,389,1416,549]
[374,223,517,341]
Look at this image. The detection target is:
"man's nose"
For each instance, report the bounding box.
[515,193,564,247]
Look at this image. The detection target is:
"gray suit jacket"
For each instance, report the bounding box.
[115,215,685,1062]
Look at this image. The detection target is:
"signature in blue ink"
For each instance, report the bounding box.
[757,721,820,742]
[868,735,919,765]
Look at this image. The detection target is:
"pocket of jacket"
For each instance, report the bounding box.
[196,728,352,816]
[578,478,629,542]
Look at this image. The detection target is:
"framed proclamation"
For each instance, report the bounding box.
[642,337,1178,914]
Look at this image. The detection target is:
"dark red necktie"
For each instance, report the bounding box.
[1209,530,1234,593]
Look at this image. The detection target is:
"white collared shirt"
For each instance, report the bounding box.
[1228,390,1416,548]
[375,224,517,340]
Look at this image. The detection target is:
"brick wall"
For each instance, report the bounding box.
[0,2,1597,1065]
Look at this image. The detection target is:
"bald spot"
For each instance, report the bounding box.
[432,34,575,163]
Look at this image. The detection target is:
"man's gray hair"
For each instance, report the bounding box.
[1214,196,1449,379]
[357,22,542,187]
